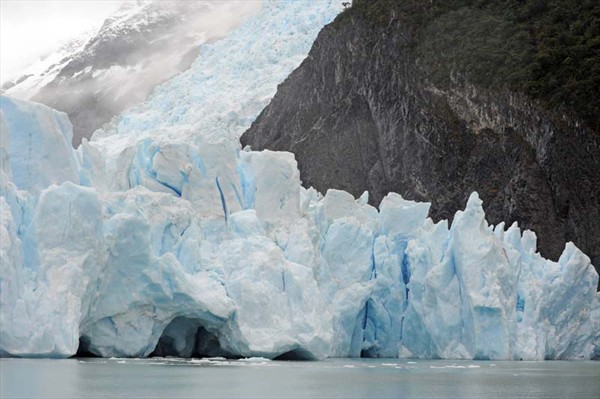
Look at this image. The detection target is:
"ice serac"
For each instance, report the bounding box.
[81,188,235,358]
[1,0,598,360]
[0,96,80,194]
[1,182,101,357]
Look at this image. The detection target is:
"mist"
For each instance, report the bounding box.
[0,0,123,83]
[4,0,262,146]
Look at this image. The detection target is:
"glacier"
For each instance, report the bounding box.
[1,0,598,361]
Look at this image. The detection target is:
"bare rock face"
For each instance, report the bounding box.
[241,4,600,279]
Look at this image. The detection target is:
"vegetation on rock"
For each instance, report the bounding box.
[341,0,600,130]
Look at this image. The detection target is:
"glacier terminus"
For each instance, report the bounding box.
[0,0,598,361]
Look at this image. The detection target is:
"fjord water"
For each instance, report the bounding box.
[1,358,598,399]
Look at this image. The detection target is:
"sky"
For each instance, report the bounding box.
[1,0,124,83]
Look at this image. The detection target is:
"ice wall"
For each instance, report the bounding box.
[1,0,598,360]
[0,97,80,194]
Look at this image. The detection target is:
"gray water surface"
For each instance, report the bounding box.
[1,358,599,399]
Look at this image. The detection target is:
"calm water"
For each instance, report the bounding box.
[1,357,598,399]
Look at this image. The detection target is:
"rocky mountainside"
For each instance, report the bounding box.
[241,0,600,277]
[2,0,259,146]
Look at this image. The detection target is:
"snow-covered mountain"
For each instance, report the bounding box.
[1,30,94,100]
[1,0,598,361]
[2,0,261,146]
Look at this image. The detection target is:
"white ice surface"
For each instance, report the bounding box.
[1,0,598,360]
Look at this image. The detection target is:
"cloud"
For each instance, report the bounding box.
[6,0,263,145]
[0,0,123,83]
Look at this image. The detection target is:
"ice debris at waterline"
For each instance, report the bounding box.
[1,95,598,360]
[1,0,598,360]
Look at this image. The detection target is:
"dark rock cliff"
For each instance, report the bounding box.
[241,0,600,277]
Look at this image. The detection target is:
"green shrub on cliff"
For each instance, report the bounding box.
[339,0,600,129]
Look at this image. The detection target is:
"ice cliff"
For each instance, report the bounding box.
[1,0,598,360]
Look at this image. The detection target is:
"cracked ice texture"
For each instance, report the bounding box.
[1,0,598,360]
[1,97,80,194]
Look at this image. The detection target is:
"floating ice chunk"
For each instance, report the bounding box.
[238,357,271,362]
